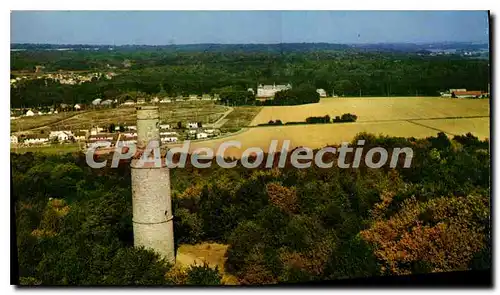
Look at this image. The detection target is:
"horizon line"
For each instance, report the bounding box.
[10,41,490,46]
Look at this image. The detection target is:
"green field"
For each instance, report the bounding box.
[10,143,82,155]
[11,101,229,133]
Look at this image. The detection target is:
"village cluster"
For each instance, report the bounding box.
[10,70,117,88]
[10,121,220,148]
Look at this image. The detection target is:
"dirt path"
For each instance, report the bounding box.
[211,107,234,128]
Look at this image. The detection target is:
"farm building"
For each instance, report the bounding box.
[452,91,488,98]
[25,110,35,116]
[74,104,82,110]
[256,83,292,99]
[23,134,50,145]
[10,135,18,144]
[159,124,171,130]
[137,98,146,105]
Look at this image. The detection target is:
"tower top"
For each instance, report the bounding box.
[136,105,160,120]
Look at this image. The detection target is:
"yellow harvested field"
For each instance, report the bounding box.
[250,97,490,125]
[167,117,489,159]
[415,117,490,140]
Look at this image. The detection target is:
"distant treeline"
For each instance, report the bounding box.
[260,113,358,126]
[11,47,489,108]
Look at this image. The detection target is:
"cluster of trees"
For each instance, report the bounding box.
[12,131,491,285]
[333,113,358,123]
[262,85,320,106]
[11,48,489,108]
[260,113,358,126]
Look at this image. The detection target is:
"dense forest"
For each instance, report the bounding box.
[11,47,489,108]
[13,132,491,285]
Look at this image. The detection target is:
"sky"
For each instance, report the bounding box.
[10,11,490,45]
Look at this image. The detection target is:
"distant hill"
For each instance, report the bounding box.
[10,42,489,53]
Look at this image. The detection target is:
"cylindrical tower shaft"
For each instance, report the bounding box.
[131,106,175,264]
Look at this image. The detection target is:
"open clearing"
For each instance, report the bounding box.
[250,97,490,125]
[175,243,239,285]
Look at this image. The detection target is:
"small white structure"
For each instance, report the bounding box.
[160,131,178,136]
[115,126,121,131]
[159,124,171,130]
[92,98,102,105]
[160,99,172,103]
[74,104,82,110]
[127,126,137,131]
[38,111,44,116]
[188,122,199,129]
[123,100,135,106]
[189,94,198,100]
[161,137,178,143]
[196,132,208,140]
[316,89,327,97]
[10,135,18,144]
[151,97,160,103]
[49,131,74,142]
[137,98,146,105]
[101,99,113,106]
[204,129,215,134]
[25,110,35,117]
[24,135,49,145]
[188,130,197,135]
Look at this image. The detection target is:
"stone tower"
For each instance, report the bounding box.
[131,106,175,264]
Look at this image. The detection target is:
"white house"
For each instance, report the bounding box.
[49,131,74,142]
[151,97,160,103]
[188,122,199,129]
[10,135,18,144]
[74,104,82,110]
[188,130,197,135]
[160,131,177,136]
[160,99,172,103]
[137,98,146,105]
[92,98,102,105]
[25,110,35,116]
[101,99,113,106]
[127,126,137,131]
[189,94,198,100]
[196,132,208,140]
[159,124,171,130]
[204,129,215,134]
